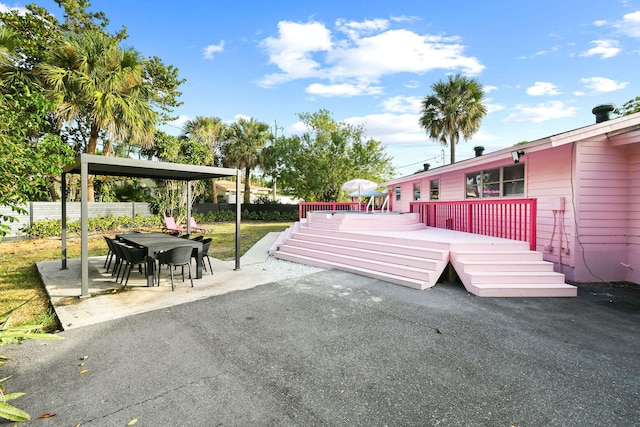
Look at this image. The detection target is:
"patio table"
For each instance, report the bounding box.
[116,232,203,287]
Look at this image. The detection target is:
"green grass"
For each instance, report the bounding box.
[0,221,292,332]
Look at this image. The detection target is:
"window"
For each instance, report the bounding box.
[395,186,401,201]
[465,164,525,198]
[413,182,421,201]
[430,179,440,200]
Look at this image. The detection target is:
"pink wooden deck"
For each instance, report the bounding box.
[270,211,577,297]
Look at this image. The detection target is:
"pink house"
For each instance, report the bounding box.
[383,109,640,285]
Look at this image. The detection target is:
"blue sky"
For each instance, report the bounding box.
[4,0,640,176]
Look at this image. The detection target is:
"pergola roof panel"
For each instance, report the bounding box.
[63,154,237,181]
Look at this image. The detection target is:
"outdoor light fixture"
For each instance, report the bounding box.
[511,150,525,163]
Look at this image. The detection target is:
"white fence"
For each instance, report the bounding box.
[0,202,153,238]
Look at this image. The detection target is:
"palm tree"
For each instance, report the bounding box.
[224,118,272,204]
[38,29,157,201]
[419,74,487,164]
[182,116,226,203]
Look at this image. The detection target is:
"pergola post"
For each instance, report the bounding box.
[61,173,67,270]
[235,169,241,271]
[80,161,89,298]
[186,181,192,235]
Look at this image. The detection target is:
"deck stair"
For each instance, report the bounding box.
[270,214,447,290]
[450,244,577,297]
[269,212,577,297]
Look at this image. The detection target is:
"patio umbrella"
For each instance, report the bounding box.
[342,179,378,209]
[341,178,378,193]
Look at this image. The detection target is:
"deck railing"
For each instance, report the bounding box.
[298,202,361,220]
[410,199,537,250]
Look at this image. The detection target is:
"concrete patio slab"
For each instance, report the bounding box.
[38,232,321,330]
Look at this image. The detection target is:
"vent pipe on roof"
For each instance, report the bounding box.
[474,146,485,157]
[423,163,430,171]
[592,104,615,123]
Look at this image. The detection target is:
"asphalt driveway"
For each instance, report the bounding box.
[3,270,639,426]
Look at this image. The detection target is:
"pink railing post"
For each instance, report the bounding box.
[529,199,537,250]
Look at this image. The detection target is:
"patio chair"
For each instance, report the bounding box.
[155,246,194,291]
[120,244,148,288]
[163,216,186,235]
[192,237,213,273]
[103,236,116,271]
[189,217,212,233]
[111,241,128,281]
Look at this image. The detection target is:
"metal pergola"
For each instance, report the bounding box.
[62,153,242,298]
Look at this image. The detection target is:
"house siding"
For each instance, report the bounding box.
[572,139,631,282]
[627,143,640,284]
[525,144,575,278]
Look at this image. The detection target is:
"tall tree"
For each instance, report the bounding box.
[271,109,394,201]
[38,28,158,201]
[182,116,226,202]
[2,1,184,203]
[419,74,487,164]
[224,118,271,204]
[615,96,640,116]
[0,79,74,237]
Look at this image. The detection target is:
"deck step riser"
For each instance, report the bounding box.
[277,246,435,281]
[462,262,554,273]
[307,223,427,232]
[297,227,451,251]
[273,252,432,290]
[472,286,578,297]
[284,239,440,270]
[453,252,543,262]
[469,273,566,285]
[291,233,448,260]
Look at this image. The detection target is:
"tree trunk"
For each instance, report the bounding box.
[244,167,251,205]
[450,138,456,164]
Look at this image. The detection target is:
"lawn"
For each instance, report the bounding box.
[0,221,292,331]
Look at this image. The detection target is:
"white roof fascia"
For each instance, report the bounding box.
[550,112,640,147]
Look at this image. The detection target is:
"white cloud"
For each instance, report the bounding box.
[326,29,484,79]
[580,76,628,92]
[258,20,332,86]
[484,85,498,93]
[404,80,420,89]
[594,20,608,27]
[203,41,224,60]
[306,82,383,97]
[336,18,389,40]
[615,11,640,38]
[580,39,621,59]
[0,3,27,14]
[258,18,485,95]
[233,114,252,122]
[484,101,505,114]
[168,114,190,126]
[380,96,422,113]
[526,81,561,96]
[344,113,426,146]
[503,101,577,124]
